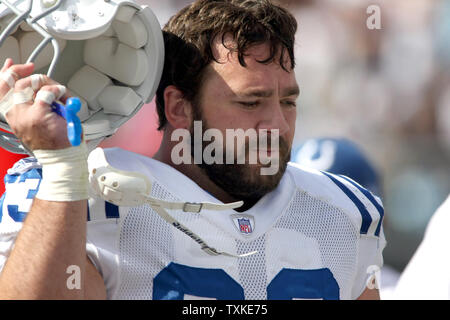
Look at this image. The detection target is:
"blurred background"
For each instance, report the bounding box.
[1,0,449,298]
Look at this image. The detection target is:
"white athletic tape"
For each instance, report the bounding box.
[0,88,14,120]
[0,70,18,88]
[31,74,45,91]
[55,85,66,99]
[35,90,55,105]
[34,141,89,201]
[34,82,65,103]
[13,87,34,105]
[1,84,66,120]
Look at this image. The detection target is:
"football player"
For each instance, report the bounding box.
[0,0,385,300]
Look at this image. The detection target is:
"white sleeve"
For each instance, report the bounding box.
[0,227,21,273]
[351,227,386,299]
[85,195,125,299]
[86,219,121,299]
[394,195,450,299]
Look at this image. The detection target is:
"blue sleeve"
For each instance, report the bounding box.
[0,156,122,226]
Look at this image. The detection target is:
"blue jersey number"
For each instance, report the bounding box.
[1,168,42,223]
[153,262,339,300]
[267,268,339,299]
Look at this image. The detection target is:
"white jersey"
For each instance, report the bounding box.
[394,195,450,299]
[0,148,386,300]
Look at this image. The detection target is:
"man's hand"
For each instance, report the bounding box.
[0,58,33,96]
[1,58,72,151]
[0,58,106,299]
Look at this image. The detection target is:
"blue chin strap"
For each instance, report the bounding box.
[51,97,82,147]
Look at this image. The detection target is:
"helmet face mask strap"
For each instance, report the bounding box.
[0,0,165,154]
[88,147,256,258]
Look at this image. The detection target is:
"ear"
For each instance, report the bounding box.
[163,85,192,129]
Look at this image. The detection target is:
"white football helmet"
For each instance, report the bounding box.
[0,0,164,153]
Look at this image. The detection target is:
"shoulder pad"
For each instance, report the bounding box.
[102,147,148,172]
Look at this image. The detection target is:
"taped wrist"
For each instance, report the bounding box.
[34,142,89,201]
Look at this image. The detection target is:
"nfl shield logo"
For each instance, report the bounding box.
[238,218,253,234]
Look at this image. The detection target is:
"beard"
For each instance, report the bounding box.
[189,106,291,202]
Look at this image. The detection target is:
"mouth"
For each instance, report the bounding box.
[247,149,281,164]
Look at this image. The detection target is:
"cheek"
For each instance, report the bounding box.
[284,108,297,138]
[288,109,297,128]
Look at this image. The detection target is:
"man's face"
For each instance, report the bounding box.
[190,39,299,201]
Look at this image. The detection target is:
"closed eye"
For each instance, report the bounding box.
[281,100,297,108]
[238,101,260,108]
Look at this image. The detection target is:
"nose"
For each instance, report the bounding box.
[256,101,291,137]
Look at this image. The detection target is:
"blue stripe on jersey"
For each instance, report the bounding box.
[19,168,42,182]
[322,171,372,235]
[338,174,384,237]
[4,174,19,184]
[105,201,119,219]
[4,167,42,185]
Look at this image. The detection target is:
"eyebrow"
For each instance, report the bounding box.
[237,86,300,98]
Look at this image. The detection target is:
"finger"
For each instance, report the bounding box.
[0,65,36,120]
[0,69,19,89]
[7,62,34,79]
[14,74,70,102]
[34,85,68,107]
[12,87,35,106]
[0,58,14,72]
[15,73,56,92]
[10,75,52,109]
[0,61,34,96]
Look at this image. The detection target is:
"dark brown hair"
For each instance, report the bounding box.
[155,0,298,130]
